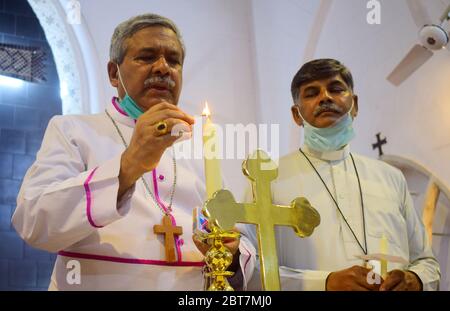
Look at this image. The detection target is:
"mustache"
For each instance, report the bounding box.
[313,102,344,117]
[144,76,176,89]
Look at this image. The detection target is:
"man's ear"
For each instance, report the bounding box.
[351,95,358,119]
[107,61,119,88]
[291,105,303,127]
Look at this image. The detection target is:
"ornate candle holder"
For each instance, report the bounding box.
[200,224,240,291]
[194,209,240,291]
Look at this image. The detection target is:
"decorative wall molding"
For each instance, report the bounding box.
[381,154,450,243]
[27,0,103,114]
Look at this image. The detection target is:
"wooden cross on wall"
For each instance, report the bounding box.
[204,150,321,290]
[153,215,183,263]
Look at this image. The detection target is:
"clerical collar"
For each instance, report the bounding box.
[301,144,350,162]
[107,97,136,128]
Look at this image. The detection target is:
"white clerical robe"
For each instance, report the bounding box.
[12,99,255,290]
[241,145,440,291]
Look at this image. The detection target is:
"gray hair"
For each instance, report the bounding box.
[110,13,185,65]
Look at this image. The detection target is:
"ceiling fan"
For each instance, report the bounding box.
[387,1,450,86]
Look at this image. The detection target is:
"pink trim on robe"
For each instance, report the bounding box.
[85,167,103,228]
[58,251,204,267]
[152,169,183,262]
[111,97,128,116]
[242,244,252,276]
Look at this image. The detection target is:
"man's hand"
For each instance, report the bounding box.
[118,102,195,199]
[192,232,240,256]
[379,270,422,291]
[192,228,241,272]
[326,265,382,291]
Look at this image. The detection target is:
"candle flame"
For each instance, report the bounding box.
[202,101,210,117]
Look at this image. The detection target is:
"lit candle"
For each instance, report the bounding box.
[202,102,223,199]
[380,234,388,278]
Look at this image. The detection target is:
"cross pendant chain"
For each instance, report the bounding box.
[105,109,177,214]
[106,110,182,262]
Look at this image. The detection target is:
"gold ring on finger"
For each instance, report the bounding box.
[155,120,169,136]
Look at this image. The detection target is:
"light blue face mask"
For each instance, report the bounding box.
[116,65,144,119]
[298,104,355,152]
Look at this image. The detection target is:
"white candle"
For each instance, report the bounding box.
[202,102,223,199]
[380,234,388,278]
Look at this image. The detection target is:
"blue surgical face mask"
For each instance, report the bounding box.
[298,104,355,152]
[116,65,143,119]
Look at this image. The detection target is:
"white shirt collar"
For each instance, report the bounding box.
[301,144,350,162]
[106,97,136,128]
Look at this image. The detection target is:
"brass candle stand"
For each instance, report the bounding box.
[200,224,240,291]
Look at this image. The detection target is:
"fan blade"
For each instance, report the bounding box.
[406,0,433,28]
[387,44,433,86]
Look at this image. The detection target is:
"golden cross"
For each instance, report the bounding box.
[204,150,320,290]
[153,215,183,263]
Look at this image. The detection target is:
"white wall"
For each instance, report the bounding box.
[250,0,320,156]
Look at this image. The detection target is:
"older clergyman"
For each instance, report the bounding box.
[13,13,255,290]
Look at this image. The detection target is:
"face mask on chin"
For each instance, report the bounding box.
[298,103,355,152]
[116,65,144,119]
